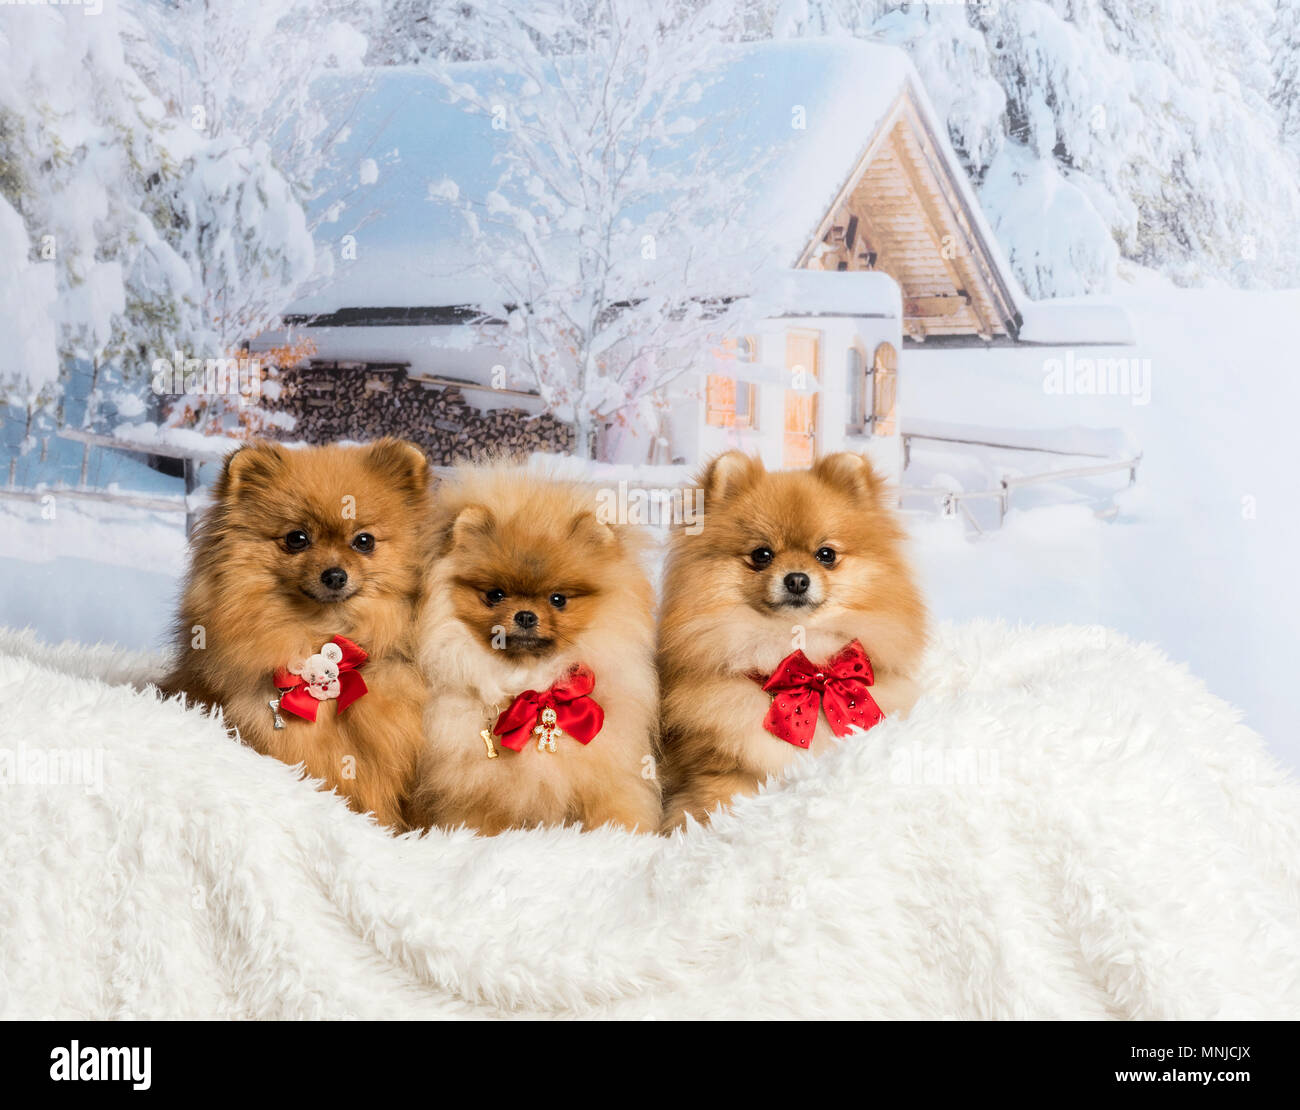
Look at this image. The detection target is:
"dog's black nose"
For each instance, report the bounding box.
[514,610,538,630]
[320,567,348,591]
[784,572,810,595]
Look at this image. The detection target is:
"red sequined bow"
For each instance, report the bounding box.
[493,664,605,752]
[758,639,883,748]
[272,635,369,723]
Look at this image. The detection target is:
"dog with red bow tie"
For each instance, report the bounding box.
[658,451,929,830]
[407,465,661,836]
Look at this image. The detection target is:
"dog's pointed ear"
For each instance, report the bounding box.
[219,441,286,500]
[568,509,617,548]
[699,450,764,503]
[366,437,430,494]
[441,502,495,553]
[812,452,885,504]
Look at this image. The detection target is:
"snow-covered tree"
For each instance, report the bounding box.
[1274,0,1300,161]
[364,0,486,64]
[430,0,758,459]
[121,0,377,437]
[125,0,369,204]
[747,0,1300,296]
[0,196,60,486]
[0,1,194,481]
[1,0,380,464]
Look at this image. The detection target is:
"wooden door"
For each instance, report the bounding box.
[783,330,820,468]
[871,342,898,436]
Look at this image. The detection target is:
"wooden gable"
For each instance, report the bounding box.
[797,90,1022,343]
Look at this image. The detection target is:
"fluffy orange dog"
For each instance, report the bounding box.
[408,465,661,835]
[159,439,432,830]
[657,451,929,829]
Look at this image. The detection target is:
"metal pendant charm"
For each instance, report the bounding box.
[268,696,285,730]
[480,728,499,759]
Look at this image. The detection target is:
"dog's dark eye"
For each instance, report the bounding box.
[284,529,311,552]
[485,588,506,605]
[815,547,837,566]
[549,593,567,609]
[749,547,774,568]
[351,532,375,554]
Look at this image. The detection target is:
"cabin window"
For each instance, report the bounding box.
[706,337,758,429]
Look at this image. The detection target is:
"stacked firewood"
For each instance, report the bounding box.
[267,364,574,462]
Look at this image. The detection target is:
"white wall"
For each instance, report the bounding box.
[679,312,904,479]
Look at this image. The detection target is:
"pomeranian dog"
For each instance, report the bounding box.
[408,465,661,836]
[657,450,928,829]
[158,438,433,831]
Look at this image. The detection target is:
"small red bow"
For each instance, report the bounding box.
[493,664,605,752]
[272,635,369,723]
[758,639,883,748]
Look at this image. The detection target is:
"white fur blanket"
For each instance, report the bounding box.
[1,622,1298,1020]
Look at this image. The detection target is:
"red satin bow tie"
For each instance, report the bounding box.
[272,635,369,723]
[493,664,605,752]
[758,639,883,748]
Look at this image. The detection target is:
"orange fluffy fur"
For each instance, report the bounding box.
[158,438,433,831]
[657,451,929,830]
[408,465,661,835]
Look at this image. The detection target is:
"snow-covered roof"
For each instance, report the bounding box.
[748,268,902,319]
[1017,299,1136,346]
[288,39,917,316]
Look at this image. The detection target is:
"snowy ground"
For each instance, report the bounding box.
[906,281,1300,771]
[1,284,1296,771]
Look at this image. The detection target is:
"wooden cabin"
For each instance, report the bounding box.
[254,39,1132,479]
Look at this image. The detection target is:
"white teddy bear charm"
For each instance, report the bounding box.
[271,643,345,727]
[289,642,344,702]
[271,636,370,727]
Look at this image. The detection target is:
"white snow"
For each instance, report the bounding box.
[109,422,240,463]
[749,268,901,319]
[0,197,59,391]
[903,283,1300,774]
[1017,297,1135,346]
[0,500,183,652]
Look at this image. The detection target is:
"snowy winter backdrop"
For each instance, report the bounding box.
[2,1,1299,766]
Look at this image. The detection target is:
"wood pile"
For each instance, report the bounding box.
[267,363,574,462]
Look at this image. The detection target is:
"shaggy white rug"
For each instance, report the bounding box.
[1,622,1298,1020]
